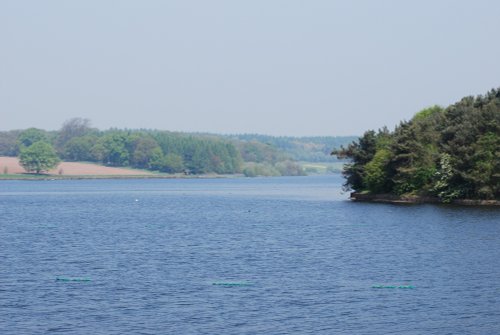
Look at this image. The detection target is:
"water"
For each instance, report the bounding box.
[1,175,499,334]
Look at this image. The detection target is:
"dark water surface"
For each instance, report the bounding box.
[1,175,499,334]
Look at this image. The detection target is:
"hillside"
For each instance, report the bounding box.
[0,123,353,177]
[227,134,357,162]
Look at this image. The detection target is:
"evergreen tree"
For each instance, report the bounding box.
[335,87,500,200]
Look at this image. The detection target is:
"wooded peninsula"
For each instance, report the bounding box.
[335,87,500,203]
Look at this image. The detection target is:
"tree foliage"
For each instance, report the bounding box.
[0,130,21,156]
[3,120,321,177]
[17,128,49,148]
[63,136,96,161]
[19,141,60,174]
[335,87,500,200]
[230,134,356,162]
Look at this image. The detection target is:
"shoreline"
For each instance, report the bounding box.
[0,173,243,181]
[350,192,500,206]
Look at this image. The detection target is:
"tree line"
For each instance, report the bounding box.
[334,88,500,201]
[0,119,306,176]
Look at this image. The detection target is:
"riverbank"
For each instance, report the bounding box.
[0,173,242,181]
[350,192,500,206]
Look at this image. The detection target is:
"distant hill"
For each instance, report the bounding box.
[226,134,357,162]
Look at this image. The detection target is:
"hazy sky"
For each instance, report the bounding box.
[2,1,500,136]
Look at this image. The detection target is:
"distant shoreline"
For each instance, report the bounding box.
[0,173,240,181]
[350,192,500,206]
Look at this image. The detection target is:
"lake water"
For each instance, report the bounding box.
[1,175,499,334]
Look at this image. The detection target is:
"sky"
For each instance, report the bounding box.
[1,0,500,136]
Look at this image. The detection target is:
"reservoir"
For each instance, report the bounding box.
[1,175,499,334]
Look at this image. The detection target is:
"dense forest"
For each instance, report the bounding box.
[1,122,243,175]
[335,88,500,201]
[1,120,352,176]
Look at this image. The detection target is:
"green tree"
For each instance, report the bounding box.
[412,105,443,122]
[243,162,280,177]
[90,142,106,162]
[149,147,165,171]
[17,128,49,148]
[275,160,306,176]
[0,130,21,156]
[63,136,96,161]
[162,153,185,173]
[334,130,379,191]
[390,118,439,194]
[99,132,130,166]
[468,132,500,199]
[364,149,392,193]
[19,141,60,174]
[130,136,160,168]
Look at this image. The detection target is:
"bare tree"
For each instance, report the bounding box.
[57,118,92,149]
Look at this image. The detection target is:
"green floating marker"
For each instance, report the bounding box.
[212,281,253,287]
[372,285,414,289]
[56,277,91,282]
[372,285,396,289]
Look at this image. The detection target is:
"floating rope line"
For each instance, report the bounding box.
[372,285,414,289]
[56,277,91,282]
[212,281,253,287]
